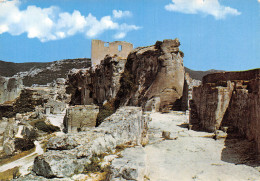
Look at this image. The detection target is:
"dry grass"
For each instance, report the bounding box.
[0,147,35,166]
[0,166,20,180]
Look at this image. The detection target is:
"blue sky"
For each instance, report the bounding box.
[0,0,259,71]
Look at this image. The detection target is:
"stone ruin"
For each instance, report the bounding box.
[91,39,133,67]
[63,105,99,133]
[190,68,260,153]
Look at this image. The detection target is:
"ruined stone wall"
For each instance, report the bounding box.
[0,76,23,104]
[63,105,99,133]
[191,69,260,153]
[181,73,201,111]
[91,40,133,66]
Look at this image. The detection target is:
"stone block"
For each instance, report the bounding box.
[63,105,99,133]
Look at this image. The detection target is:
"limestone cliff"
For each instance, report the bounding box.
[190,69,260,153]
[0,76,23,104]
[67,39,185,112]
[115,39,185,111]
[67,56,126,106]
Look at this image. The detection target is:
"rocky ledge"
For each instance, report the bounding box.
[32,107,149,178]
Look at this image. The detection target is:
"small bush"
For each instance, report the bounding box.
[0,167,20,180]
[96,99,115,127]
[35,121,60,133]
[15,138,35,151]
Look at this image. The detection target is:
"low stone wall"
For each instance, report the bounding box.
[190,69,260,153]
[63,105,99,133]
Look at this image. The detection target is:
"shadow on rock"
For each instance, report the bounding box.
[221,133,259,168]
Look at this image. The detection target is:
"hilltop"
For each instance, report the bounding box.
[0,59,91,86]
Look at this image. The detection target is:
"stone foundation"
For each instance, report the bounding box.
[191,69,260,153]
[63,105,99,133]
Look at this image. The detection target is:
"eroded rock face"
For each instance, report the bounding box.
[33,107,149,178]
[67,56,127,105]
[0,76,23,104]
[190,69,260,153]
[3,120,37,155]
[115,39,185,111]
[67,39,185,112]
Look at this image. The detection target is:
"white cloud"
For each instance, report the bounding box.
[258,0,260,3]
[165,0,241,20]
[113,10,132,18]
[0,0,140,42]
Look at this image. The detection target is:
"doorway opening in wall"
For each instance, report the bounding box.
[118,45,122,51]
[104,42,109,47]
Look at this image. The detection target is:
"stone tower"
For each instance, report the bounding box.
[91,39,133,67]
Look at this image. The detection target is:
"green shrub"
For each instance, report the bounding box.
[35,120,60,133]
[96,99,115,127]
[14,138,35,151]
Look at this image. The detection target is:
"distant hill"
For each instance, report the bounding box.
[184,67,225,80]
[0,59,91,86]
[0,58,223,86]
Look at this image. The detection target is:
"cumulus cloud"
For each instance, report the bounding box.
[165,0,241,20]
[0,0,140,42]
[113,10,132,18]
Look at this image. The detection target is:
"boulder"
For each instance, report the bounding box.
[47,135,78,150]
[33,150,86,178]
[3,138,15,155]
[33,107,149,178]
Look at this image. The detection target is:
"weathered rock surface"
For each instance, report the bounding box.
[0,76,23,104]
[3,120,37,155]
[67,56,127,105]
[67,39,185,112]
[47,135,78,150]
[191,69,260,153]
[109,112,260,181]
[115,39,185,111]
[32,107,149,178]
[63,105,99,133]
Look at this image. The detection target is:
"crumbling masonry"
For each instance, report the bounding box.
[91,39,133,66]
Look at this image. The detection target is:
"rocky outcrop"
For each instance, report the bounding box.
[190,69,260,153]
[115,39,185,111]
[32,107,149,178]
[0,89,48,119]
[3,118,37,155]
[67,56,127,105]
[0,80,69,119]
[63,105,99,133]
[67,39,185,112]
[0,76,23,104]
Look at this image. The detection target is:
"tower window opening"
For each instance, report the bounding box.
[104,42,109,47]
[118,45,122,51]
